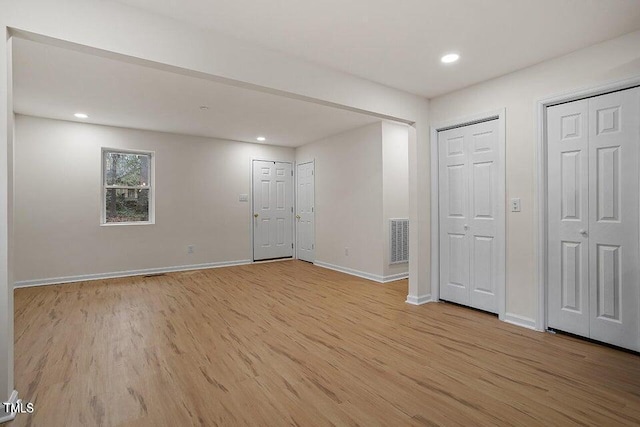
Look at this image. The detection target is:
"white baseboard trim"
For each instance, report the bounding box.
[503,312,539,331]
[313,261,408,283]
[0,390,19,424]
[405,294,432,305]
[14,260,252,289]
[381,272,410,283]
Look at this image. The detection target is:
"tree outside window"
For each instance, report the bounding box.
[102,150,153,224]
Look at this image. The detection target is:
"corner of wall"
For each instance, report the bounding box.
[381,121,410,278]
[0,25,15,406]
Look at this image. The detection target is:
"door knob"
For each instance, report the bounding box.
[464,224,469,230]
[296,215,301,219]
[579,229,588,236]
[254,213,259,218]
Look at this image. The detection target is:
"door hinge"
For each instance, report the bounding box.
[312,207,314,212]
[291,207,293,213]
[312,170,314,175]
[292,243,294,249]
[291,170,293,176]
[312,244,314,249]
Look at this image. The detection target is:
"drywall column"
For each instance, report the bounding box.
[407,100,431,304]
[0,29,15,419]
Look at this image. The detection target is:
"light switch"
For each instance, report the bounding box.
[239,194,248,202]
[511,198,521,212]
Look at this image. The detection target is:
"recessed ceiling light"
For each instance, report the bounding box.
[441,53,460,64]
[74,113,89,119]
[199,106,209,110]
[256,136,266,142]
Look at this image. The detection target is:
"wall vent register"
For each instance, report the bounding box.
[390,218,409,264]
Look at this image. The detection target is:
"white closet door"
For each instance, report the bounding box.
[547,87,640,351]
[296,162,315,262]
[253,160,293,261]
[547,100,590,337]
[439,119,502,313]
[439,126,471,306]
[588,88,640,350]
[468,119,502,313]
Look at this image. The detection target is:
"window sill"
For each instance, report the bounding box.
[100,221,155,227]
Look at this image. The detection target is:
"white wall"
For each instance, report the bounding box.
[15,115,408,286]
[295,121,409,281]
[13,115,294,282]
[382,122,409,278]
[0,34,14,416]
[429,30,640,325]
[296,123,385,278]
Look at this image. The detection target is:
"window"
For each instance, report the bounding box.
[102,149,154,224]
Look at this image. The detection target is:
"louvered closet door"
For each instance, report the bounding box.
[438,119,502,313]
[547,87,640,351]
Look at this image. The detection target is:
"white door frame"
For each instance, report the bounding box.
[250,159,294,262]
[430,108,506,320]
[534,75,640,331]
[295,160,315,261]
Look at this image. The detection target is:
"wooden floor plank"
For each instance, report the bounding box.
[9,260,640,426]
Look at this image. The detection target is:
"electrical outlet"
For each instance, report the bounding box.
[187,245,195,254]
[345,247,349,256]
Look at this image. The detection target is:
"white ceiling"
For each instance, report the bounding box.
[115,0,640,97]
[12,38,380,147]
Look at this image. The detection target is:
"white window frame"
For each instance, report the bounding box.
[101,147,155,226]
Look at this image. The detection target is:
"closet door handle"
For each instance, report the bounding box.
[579,229,588,237]
[464,224,469,231]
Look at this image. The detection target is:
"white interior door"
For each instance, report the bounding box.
[438,119,503,314]
[253,160,293,261]
[588,88,639,349]
[547,99,590,337]
[547,87,640,351]
[439,126,470,306]
[296,161,315,262]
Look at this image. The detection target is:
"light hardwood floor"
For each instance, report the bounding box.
[10,260,640,426]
